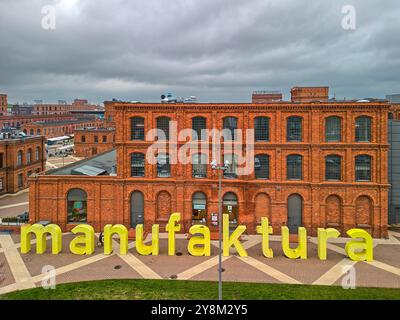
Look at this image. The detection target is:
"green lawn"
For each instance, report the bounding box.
[1,279,399,300]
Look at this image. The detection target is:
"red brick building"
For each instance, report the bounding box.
[0,135,46,194]
[33,99,100,116]
[252,91,283,103]
[291,86,329,102]
[0,94,7,116]
[74,128,115,157]
[29,96,390,238]
[0,114,78,129]
[21,119,102,139]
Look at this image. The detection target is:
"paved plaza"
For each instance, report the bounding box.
[1,230,400,295]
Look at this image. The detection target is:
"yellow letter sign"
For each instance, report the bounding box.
[69,224,95,255]
[345,228,373,261]
[21,224,62,254]
[256,217,273,258]
[166,213,181,256]
[281,226,307,259]
[317,228,340,260]
[104,224,128,255]
[223,214,247,257]
[136,224,159,255]
[188,225,211,256]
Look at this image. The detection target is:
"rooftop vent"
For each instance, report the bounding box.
[71,165,107,176]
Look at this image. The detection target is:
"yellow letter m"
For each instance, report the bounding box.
[21,224,62,254]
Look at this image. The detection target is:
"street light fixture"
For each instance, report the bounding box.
[211,159,229,301]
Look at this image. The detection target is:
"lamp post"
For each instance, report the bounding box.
[210,159,230,301]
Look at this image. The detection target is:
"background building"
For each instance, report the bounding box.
[21,119,102,139]
[0,94,7,116]
[252,91,283,103]
[74,127,115,157]
[291,86,329,102]
[0,133,46,194]
[29,93,390,238]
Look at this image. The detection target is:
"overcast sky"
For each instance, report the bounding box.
[0,0,399,104]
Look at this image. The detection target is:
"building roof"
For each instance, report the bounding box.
[46,149,116,176]
[28,119,96,127]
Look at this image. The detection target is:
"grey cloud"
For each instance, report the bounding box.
[0,0,399,104]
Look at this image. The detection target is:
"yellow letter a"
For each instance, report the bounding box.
[70,224,95,255]
[188,225,211,256]
[345,228,373,261]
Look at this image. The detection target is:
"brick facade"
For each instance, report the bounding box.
[29,101,390,238]
[74,128,115,157]
[0,114,77,129]
[21,119,102,139]
[0,94,7,116]
[0,136,46,194]
[291,87,329,102]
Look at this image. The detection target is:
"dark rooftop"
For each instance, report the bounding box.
[31,119,96,127]
[46,149,116,176]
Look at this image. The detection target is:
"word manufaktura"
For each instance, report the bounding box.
[20,213,373,262]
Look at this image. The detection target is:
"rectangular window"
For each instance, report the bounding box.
[81,135,86,143]
[0,178,3,191]
[18,173,23,188]
[102,136,107,143]
[131,153,145,177]
[94,136,98,143]
[157,153,171,177]
[192,154,207,178]
[224,154,238,178]
[255,155,270,179]
[287,155,303,180]
[131,117,145,140]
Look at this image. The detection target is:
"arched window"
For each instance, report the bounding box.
[223,117,238,141]
[157,191,171,220]
[389,112,394,120]
[223,192,238,228]
[287,155,302,180]
[355,155,372,181]
[27,149,32,165]
[254,117,270,142]
[131,153,145,177]
[156,117,171,141]
[326,195,341,227]
[192,154,207,178]
[356,196,372,226]
[192,117,206,141]
[255,193,271,223]
[67,189,87,223]
[254,154,270,179]
[37,129,41,135]
[35,147,40,161]
[288,194,303,233]
[29,129,34,135]
[325,155,341,180]
[157,153,170,177]
[355,116,371,142]
[131,117,145,140]
[287,116,302,142]
[192,192,207,225]
[325,116,341,142]
[224,154,238,178]
[17,150,23,166]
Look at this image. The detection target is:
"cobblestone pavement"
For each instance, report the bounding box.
[0,231,400,295]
